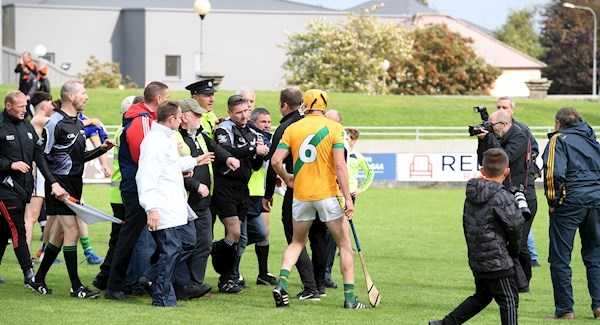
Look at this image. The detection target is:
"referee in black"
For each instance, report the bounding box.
[0,90,66,290]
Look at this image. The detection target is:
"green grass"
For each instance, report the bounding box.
[1,186,598,324]
[9,84,600,127]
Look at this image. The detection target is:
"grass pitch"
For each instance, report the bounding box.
[5,83,600,128]
[0,186,598,324]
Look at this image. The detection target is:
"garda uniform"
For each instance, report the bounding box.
[185,79,219,138]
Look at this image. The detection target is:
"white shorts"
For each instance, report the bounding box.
[292,197,344,222]
[32,168,45,198]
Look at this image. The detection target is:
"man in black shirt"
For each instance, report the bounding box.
[211,95,268,293]
[0,91,66,289]
[262,87,324,300]
[32,80,112,299]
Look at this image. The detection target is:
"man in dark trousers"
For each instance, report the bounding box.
[496,97,540,281]
[543,108,600,320]
[430,148,523,325]
[174,98,238,299]
[476,109,533,291]
[105,82,170,300]
[211,95,268,293]
[262,87,327,300]
[0,91,66,289]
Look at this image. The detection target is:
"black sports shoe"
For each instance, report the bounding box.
[296,288,321,301]
[343,297,368,310]
[324,277,338,289]
[26,280,52,295]
[318,285,327,297]
[218,280,242,294]
[92,273,108,291]
[236,276,247,288]
[272,285,289,308]
[70,286,100,299]
[256,273,278,286]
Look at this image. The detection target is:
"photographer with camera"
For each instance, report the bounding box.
[474,109,534,292]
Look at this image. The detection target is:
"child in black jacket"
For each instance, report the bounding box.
[430,148,524,325]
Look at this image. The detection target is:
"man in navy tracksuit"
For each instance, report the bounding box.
[543,107,600,320]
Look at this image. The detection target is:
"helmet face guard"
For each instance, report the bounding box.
[303,89,328,112]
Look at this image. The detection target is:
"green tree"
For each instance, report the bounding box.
[283,15,413,94]
[540,0,600,94]
[393,25,501,95]
[495,8,545,59]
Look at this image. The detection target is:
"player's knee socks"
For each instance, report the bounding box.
[278,269,290,290]
[79,236,92,252]
[255,243,269,275]
[63,245,82,289]
[35,243,60,283]
[343,283,355,302]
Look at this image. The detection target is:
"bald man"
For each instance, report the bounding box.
[476,109,531,291]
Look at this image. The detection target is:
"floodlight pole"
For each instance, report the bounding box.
[563,2,598,97]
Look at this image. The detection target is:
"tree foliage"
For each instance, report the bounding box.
[496,8,545,59]
[80,56,137,89]
[284,16,500,95]
[393,25,501,95]
[540,0,600,94]
[283,15,413,94]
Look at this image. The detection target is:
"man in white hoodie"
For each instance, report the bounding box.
[135,101,212,307]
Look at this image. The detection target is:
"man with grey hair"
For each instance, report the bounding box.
[32,80,113,298]
[543,108,600,320]
[496,97,541,281]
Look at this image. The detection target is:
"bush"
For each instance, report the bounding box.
[394,25,501,95]
[283,15,413,94]
[80,56,137,89]
[284,15,500,95]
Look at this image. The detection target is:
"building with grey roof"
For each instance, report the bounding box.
[2,0,546,97]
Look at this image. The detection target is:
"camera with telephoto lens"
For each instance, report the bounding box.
[510,185,531,221]
[468,106,492,136]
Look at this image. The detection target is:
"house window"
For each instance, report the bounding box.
[165,55,181,78]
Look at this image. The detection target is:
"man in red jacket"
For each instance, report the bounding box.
[105,82,170,300]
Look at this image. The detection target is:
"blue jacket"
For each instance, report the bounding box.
[542,121,600,207]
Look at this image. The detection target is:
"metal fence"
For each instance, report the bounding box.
[102,125,600,140]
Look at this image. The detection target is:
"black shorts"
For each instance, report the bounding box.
[45,175,82,216]
[211,179,249,220]
[246,196,263,219]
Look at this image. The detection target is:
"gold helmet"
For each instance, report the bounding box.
[303,89,328,111]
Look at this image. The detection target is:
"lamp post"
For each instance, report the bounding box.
[193,0,211,71]
[563,2,598,97]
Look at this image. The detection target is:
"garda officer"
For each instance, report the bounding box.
[186,79,219,138]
